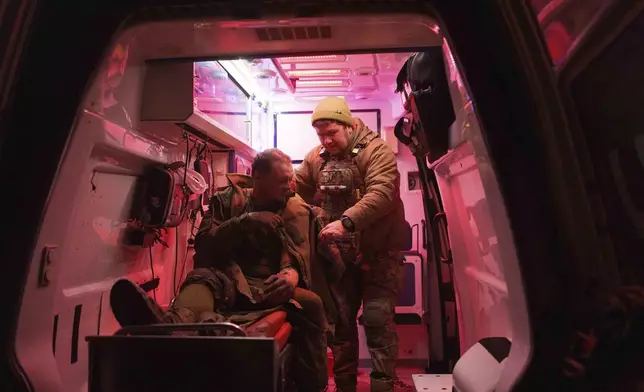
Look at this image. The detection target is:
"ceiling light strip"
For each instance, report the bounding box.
[287,68,350,78]
[295,79,350,88]
[297,95,349,101]
[279,54,348,63]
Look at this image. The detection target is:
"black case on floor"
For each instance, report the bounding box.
[86,333,282,392]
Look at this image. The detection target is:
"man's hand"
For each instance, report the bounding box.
[246,211,283,229]
[261,274,295,306]
[318,220,348,243]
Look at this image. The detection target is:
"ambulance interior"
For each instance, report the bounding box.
[14,12,535,392]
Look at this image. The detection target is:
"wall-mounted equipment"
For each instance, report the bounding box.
[407,171,421,192]
[395,48,456,163]
[131,162,207,229]
[193,157,213,211]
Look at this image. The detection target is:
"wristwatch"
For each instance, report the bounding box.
[340,216,355,233]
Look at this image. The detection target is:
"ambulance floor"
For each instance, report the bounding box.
[327,366,425,391]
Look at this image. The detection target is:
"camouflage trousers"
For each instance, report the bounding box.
[330,252,405,392]
[177,268,328,392]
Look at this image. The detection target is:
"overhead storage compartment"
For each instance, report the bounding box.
[139,60,261,159]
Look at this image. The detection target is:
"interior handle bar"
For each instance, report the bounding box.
[114,322,247,337]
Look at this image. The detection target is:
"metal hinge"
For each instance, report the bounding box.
[38,245,58,287]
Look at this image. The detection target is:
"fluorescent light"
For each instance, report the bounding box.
[279,55,348,63]
[196,97,224,103]
[217,60,269,105]
[297,95,347,101]
[296,79,350,88]
[287,68,350,78]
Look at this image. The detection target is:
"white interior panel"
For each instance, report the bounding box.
[275,109,380,161]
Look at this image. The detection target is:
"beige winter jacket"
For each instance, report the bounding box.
[295,118,408,256]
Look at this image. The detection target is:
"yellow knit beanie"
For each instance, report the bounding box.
[311,96,353,127]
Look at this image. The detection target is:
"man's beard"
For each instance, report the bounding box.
[252,191,286,212]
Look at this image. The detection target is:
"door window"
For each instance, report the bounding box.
[565,9,644,282]
[529,0,612,66]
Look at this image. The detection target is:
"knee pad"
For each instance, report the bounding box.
[174,284,215,314]
[181,268,236,310]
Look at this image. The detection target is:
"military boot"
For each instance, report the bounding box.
[393,380,414,392]
[333,375,358,392]
[109,279,198,328]
[332,385,356,392]
[370,376,394,392]
[370,373,414,392]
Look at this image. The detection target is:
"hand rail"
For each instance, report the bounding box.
[114,322,247,337]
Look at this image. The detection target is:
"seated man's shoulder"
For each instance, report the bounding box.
[210,183,251,219]
[210,186,233,209]
[282,194,311,246]
[226,173,253,188]
[213,185,234,197]
[284,194,311,218]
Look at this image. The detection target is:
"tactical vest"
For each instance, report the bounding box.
[314,135,376,264]
[315,147,366,221]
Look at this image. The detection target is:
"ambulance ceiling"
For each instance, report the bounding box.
[131,14,442,104]
[133,15,440,61]
[248,52,413,103]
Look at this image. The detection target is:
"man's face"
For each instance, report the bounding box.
[315,122,351,155]
[255,161,293,202]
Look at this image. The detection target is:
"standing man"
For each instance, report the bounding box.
[295,97,409,392]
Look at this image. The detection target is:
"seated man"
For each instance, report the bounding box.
[109,149,328,392]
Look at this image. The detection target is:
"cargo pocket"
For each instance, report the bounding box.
[364,253,404,297]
